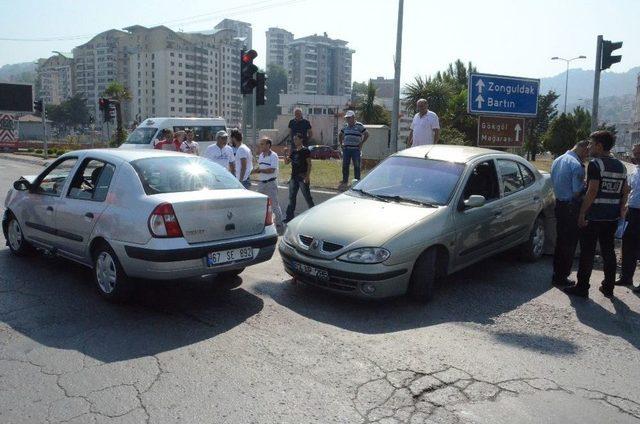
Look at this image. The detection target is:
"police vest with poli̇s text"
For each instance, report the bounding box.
[587,156,627,221]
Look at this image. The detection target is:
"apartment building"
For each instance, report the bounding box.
[36,53,74,105]
[632,73,640,144]
[287,33,353,96]
[72,29,130,123]
[214,19,252,49]
[123,25,243,127]
[266,27,293,69]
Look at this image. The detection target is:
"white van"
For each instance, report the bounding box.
[120,117,227,155]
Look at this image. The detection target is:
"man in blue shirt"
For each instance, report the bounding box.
[617,144,640,290]
[339,110,369,189]
[550,139,588,287]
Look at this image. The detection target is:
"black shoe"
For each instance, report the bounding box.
[552,278,575,287]
[563,284,589,298]
[599,286,614,298]
[614,278,632,286]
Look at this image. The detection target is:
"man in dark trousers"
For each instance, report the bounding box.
[617,144,640,290]
[284,134,314,222]
[288,108,312,148]
[564,131,629,298]
[549,139,589,286]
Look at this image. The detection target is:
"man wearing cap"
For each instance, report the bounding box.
[339,110,369,188]
[251,137,284,231]
[407,99,440,147]
[203,130,235,173]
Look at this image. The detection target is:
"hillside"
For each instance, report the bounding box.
[0,62,37,84]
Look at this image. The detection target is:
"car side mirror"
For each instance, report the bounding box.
[13,179,31,191]
[463,195,486,209]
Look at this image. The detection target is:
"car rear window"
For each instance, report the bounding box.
[131,156,243,194]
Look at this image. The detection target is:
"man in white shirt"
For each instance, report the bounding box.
[229,128,253,188]
[203,130,234,173]
[251,137,284,230]
[180,129,199,155]
[618,144,640,290]
[407,99,440,147]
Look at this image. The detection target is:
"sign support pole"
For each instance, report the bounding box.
[42,100,47,160]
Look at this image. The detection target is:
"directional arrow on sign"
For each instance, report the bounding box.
[475,95,484,109]
[475,79,485,94]
[514,123,522,141]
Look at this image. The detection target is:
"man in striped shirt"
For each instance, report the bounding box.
[339,110,369,188]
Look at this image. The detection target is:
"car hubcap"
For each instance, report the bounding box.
[8,220,23,251]
[532,221,545,257]
[96,251,117,294]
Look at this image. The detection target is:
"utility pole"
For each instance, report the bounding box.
[591,35,603,132]
[252,89,257,145]
[42,99,48,160]
[390,0,404,153]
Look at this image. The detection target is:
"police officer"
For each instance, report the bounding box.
[550,139,589,287]
[564,131,630,298]
[617,144,640,290]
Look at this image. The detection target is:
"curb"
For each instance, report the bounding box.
[0,154,49,167]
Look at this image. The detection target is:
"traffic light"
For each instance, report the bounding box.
[33,100,43,114]
[240,49,258,95]
[99,98,111,123]
[601,39,622,70]
[256,72,267,106]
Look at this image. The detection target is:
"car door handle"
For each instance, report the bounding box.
[84,212,94,219]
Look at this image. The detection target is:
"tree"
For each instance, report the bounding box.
[438,127,467,146]
[543,113,577,157]
[103,81,132,146]
[525,90,559,160]
[45,94,90,132]
[572,106,592,141]
[351,81,368,104]
[357,81,391,126]
[257,64,287,130]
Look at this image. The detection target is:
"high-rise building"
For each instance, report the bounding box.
[287,33,353,96]
[72,29,131,124]
[370,77,394,99]
[214,19,252,49]
[632,73,640,144]
[122,25,243,127]
[266,27,293,69]
[36,53,74,105]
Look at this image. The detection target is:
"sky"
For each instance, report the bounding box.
[1,0,638,84]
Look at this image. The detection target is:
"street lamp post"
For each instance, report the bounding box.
[551,55,587,114]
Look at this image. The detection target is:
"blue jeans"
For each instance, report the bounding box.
[241,179,252,189]
[342,148,361,183]
[285,175,314,221]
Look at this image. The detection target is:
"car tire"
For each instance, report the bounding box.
[520,215,545,262]
[408,248,437,302]
[217,268,245,280]
[92,242,132,302]
[6,215,33,256]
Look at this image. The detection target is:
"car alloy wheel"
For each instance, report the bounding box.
[532,219,545,258]
[96,251,118,294]
[8,219,23,252]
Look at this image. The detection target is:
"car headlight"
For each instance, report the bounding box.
[338,247,390,264]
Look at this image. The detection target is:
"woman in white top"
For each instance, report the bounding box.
[180,129,199,155]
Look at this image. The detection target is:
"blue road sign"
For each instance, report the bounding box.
[468,73,540,117]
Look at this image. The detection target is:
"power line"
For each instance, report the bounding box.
[0,0,305,42]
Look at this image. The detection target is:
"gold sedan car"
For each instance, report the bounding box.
[279,145,555,301]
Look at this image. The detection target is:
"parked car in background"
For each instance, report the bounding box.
[308,145,341,160]
[3,149,277,301]
[280,145,555,301]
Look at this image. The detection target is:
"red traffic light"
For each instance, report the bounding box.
[242,49,258,64]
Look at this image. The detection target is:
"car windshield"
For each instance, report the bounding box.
[351,156,465,206]
[131,156,243,194]
[124,127,158,145]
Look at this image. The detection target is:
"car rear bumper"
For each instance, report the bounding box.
[112,228,277,280]
[278,240,411,299]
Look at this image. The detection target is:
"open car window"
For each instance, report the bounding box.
[68,159,116,202]
[33,158,78,197]
[463,160,500,201]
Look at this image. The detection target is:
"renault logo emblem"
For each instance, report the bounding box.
[311,240,320,250]
[227,211,233,220]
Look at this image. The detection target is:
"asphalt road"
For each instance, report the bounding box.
[1,156,640,424]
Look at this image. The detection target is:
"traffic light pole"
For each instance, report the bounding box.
[252,89,257,145]
[42,100,48,160]
[591,35,602,132]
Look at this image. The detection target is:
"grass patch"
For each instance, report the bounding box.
[530,158,552,173]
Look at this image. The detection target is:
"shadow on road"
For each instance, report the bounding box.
[257,254,581,354]
[0,250,263,363]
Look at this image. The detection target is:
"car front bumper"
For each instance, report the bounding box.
[112,227,278,280]
[278,240,411,299]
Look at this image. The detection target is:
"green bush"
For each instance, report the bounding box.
[35,149,43,154]
[27,148,33,152]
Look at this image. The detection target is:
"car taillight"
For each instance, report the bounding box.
[148,203,183,238]
[265,198,274,226]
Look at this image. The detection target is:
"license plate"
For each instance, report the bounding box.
[206,247,254,267]
[293,261,329,280]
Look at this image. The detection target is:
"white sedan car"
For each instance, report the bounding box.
[3,149,277,300]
